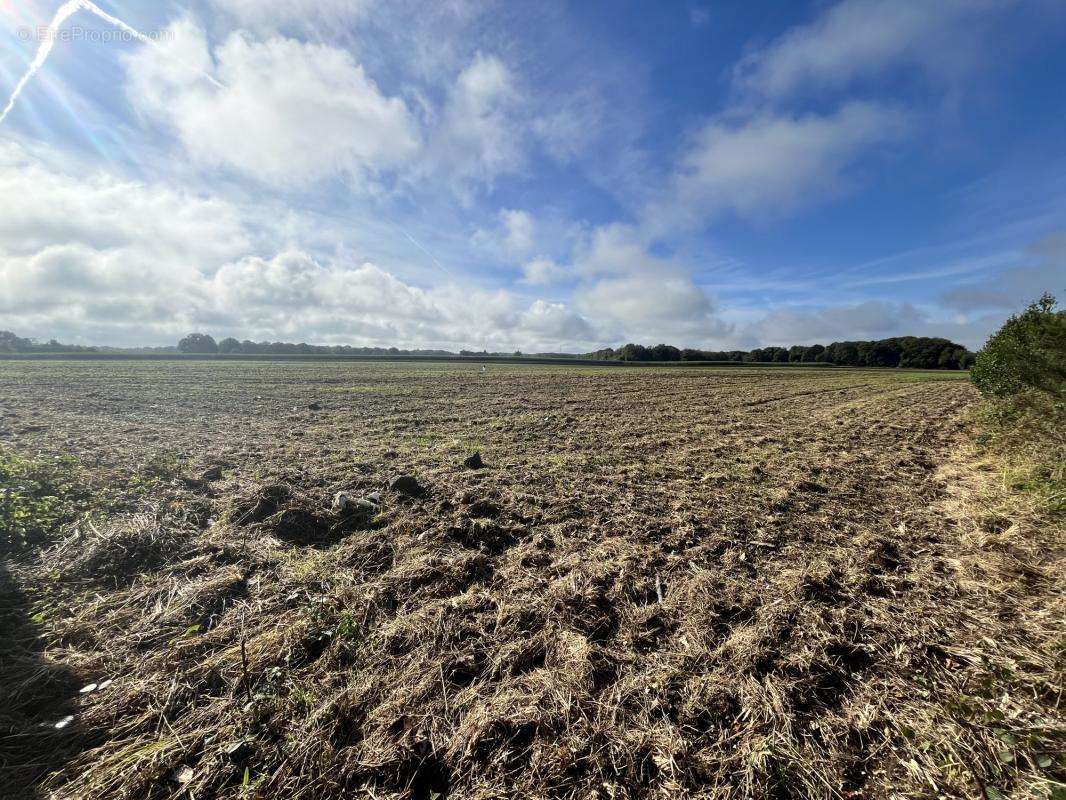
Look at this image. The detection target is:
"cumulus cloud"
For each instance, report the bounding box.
[517,300,595,341]
[416,53,526,201]
[0,145,604,351]
[733,0,1010,101]
[636,0,1036,238]
[566,223,730,342]
[473,208,536,257]
[577,274,711,326]
[649,102,907,231]
[124,18,419,188]
[575,223,679,278]
[0,141,250,264]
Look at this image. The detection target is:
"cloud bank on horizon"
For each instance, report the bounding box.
[0,0,1063,351]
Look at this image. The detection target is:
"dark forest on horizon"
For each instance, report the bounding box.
[1,329,976,370]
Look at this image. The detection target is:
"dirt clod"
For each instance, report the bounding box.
[390,475,424,496]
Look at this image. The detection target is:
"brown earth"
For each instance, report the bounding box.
[0,361,1059,799]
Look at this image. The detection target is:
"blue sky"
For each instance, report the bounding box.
[0,0,1063,350]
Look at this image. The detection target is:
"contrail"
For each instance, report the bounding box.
[391,222,456,280]
[0,0,222,125]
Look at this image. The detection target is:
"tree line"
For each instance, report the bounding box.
[177,333,451,357]
[0,331,97,354]
[2,329,976,370]
[586,336,976,369]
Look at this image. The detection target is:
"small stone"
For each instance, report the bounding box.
[172,765,195,785]
[463,452,484,469]
[332,491,352,511]
[54,715,74,729]
[224,740,254,763]
[308,402,322,411]
[389,475,423,496]
[365,491,382,504]
[79,682,98,694]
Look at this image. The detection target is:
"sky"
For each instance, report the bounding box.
[0,0,1064,352]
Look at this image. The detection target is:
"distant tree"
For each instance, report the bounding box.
[586,347,617,360]
[177,333,218,354]
[802,344,826,363]
[825,341,860,366]
[866,340,902,367]
[0,331,31,352]
[617,343,650,361]
[649,344,682,361]
[217,337,242,354]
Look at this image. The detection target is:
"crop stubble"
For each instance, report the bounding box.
[4,362,1053,799]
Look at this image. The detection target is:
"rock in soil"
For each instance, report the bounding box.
[463,451,485,469]
[333,492,378,513]
[389,475,424,496]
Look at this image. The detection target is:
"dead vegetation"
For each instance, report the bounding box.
[0,361,1061,799]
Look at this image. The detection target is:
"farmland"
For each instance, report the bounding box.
[0,361,1060,799]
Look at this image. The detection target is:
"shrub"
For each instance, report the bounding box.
[971,293,1066,397]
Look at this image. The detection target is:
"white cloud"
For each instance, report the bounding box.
[416,52,526,201]
[575,223,678,277]
[648,102,907,232]
[733,0,1009,101]
[566,223,730,343]
[0,141,250,266]
[471,208,536,260]
[517,300,595,342]
[0,145,604,351]
[210,0,373,32]
[577,274,711,326]
[521,257,568,286]
[500,209,535,253]
[124,18,420,188]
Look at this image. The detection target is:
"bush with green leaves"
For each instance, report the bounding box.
[971,293,1066,397]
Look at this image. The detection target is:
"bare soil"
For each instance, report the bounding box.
[0,361,1060,799]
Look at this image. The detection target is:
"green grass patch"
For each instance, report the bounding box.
[0,448,91,554]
